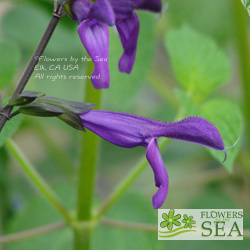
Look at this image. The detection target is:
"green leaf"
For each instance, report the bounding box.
[174,88,199,116]
[0,40,21,89]
[165,26,231,98]
[0,115,23,148]
[105,12,156,111]
[241,0,250,15]
[198,99,243,172]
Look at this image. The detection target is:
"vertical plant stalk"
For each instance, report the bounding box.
[75,61,102,250]
[5,139,72,222]
[232,0,250,148]
[0,3,64,132]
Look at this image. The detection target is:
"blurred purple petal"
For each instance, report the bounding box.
[116,13,140,73]
[146,138,169,209]
[71,0,93,23]
[87,0,115,26]
[109,0,134,20]
[78,20,110,89]
[134,0,162,12]
[71,0,115,25]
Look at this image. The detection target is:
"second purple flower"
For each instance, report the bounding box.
[70,0,162,89]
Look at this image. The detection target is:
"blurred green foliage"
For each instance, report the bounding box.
[0,41,20,90]
[0,116,22,148]
[166,26,231,98]
[241,0,250,15]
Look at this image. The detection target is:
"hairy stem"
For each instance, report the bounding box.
[5,139,72,222]
[0,3,64,132]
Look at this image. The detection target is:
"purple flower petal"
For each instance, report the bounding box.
[109,0,134,20]
[71,0,93,23]
[146,138,169,209]
[80,110,145,147]
[78,20,110,89]
[154,117,225,151]
[134,0,162,12]
[80,111,225,152]
[116,13,140,73]
[87,0,115,26]
[71,0,115,26]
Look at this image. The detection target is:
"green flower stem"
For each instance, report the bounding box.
[75,61,102,250]
[73,222,94,250]
[232,0,250,148]
[5,139,72,222]
[0,221,67,244]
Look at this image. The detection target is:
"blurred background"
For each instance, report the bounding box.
[0,0,250,249]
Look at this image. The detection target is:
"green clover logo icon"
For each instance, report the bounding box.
[160,209,181,230]
[182,214,196,228]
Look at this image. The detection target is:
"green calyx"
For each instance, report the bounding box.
[17,94,95,131]
[8,91,46,106]
[19,103,64,117]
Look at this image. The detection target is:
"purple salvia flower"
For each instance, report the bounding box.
[71,0,162,88]
[80,110,226,209]
[71,0,115,89]
[110,0,162,73]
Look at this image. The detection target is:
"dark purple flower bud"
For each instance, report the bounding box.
[80,110,226,209]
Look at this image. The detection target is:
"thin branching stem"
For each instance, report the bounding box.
[5,139,72,222]
[0,222,67,244]
[0,3,64,132]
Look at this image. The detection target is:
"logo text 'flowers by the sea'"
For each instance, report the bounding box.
[158,209,243,240]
